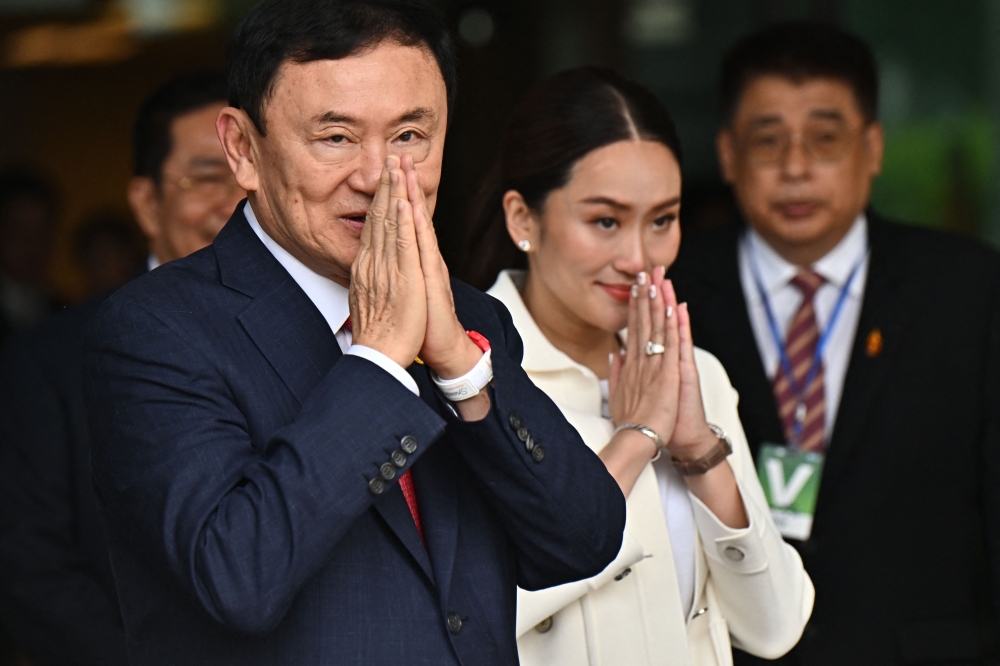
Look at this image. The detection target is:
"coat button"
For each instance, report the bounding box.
[724,546,745,561]
[368,478,385,495]
[400,436,418,454]
[447,612,463,635]
[517,426,530,442]
[508,413,523,430]
[524,434,535,452]
[379,463,396,481]
[535,616,553,633]
[614,567,632,581]
[531,445,545,462]
[391,450,407,468]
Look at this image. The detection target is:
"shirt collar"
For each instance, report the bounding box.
[244,201,350,334]
[744,212,868,297]
[487,270,588,374]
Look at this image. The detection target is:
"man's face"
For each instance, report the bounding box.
[717,76,883,263]
[130,102,245,264]
[239,41,448,285]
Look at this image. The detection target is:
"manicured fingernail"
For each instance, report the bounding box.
[666,305,673,318]
[608,353,614,366]
[620,347,627,356]
[637,271,647,285]
[649,285,656,299]
[630,285,638,298]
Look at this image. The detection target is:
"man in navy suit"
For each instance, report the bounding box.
[82,1,626,664]
[0,71,241,666]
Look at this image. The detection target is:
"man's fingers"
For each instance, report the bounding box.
[362,164,391,251]
[394,198,420,273]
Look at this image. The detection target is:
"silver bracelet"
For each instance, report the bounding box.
[612,422,666,461]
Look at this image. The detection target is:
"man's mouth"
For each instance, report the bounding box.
[340,212,368,233]
[774,200,822,219]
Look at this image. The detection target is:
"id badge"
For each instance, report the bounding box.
[756,443,824,541]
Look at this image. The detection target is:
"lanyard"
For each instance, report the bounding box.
[749,235,867,444]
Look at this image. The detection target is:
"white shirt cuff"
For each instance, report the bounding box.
[345,345,420,396]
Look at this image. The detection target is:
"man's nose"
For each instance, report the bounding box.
[348,142,389,196]
[780,134,811,180]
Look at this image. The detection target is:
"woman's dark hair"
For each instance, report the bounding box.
[463,66,683,291]
[227,0,456,136]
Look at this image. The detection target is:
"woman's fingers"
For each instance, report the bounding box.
[677,302,697,376]
[625,276,640,362]
[648,267,666,366]
[635,271,654,376]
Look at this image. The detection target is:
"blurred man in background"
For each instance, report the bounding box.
[0,168,59,342]
[0,70,241,666]
[671,22,1000,665]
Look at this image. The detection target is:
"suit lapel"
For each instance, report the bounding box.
[680,224,785,454]
[216,204,438,582]
[821,216,912,492]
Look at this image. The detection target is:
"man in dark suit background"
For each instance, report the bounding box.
[0,71,243,666]
[82,1,626,664]
[670,22,1000,665]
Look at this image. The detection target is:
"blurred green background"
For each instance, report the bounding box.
[0,0,997,303]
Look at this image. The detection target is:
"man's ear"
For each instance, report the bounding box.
[716,129,737,185]
[502,190,539,250]
[865,121,885,178]
[127,176,161,243]
[217,107,261,193]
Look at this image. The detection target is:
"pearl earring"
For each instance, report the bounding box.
[518,240,531,252]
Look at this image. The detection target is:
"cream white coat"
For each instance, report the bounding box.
[488,271,814,666]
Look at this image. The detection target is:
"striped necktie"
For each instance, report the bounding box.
[773,271,827,451]
[342,317,425,541]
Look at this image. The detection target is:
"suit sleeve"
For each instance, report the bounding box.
[0,339,129,666]
[84,297,448,634]
[443,284,627,590]
[692,350,814,659]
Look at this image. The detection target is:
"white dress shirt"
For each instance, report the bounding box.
[244,202,419,395]
[738,214,870,439]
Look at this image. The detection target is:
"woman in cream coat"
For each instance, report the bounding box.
[466,67,814,666]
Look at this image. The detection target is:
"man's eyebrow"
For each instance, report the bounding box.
[809,108,846,121]
[314,111,358,125]
[748,115,783,128]
[395,107,435,124]
[189,157,230,169]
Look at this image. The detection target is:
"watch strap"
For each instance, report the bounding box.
[671,423,733,476]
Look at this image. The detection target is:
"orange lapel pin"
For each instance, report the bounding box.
[866,329,883,357]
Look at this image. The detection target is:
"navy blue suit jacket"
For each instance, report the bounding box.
[83,205,626,665]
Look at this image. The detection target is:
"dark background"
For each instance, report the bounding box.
[0,0,997,298]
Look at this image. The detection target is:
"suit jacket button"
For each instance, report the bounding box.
[447,612,463,635]
[391,450,407,468]
[509,413,523,430]
[724,546,745,561]
[535,616,553,633]
[524,434,535,452]
[614,567,632,581]
[400,436,418,454]
[368,478,385,495]
[517,426,530,442]
[531,445,545,462]
[379,463,396,481]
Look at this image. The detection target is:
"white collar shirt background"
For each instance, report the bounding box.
[244,201,419,395]
[738,214,870,441]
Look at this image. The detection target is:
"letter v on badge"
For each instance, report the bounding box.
[756,444,824,541]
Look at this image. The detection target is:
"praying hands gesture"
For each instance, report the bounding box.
[602,267,747,527]
[350,154,489,420]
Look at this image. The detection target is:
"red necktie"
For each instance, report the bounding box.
[342,317,425,541]
[772,271,827,451]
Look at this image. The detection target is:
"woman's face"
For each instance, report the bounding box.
[516,139,682,334]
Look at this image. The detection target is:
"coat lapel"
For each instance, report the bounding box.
[214,205,343,405]
[216,203,437,582]
[677,224,785,454]
[821,215,913,492]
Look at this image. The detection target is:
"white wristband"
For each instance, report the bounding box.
[431,349,493,401]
